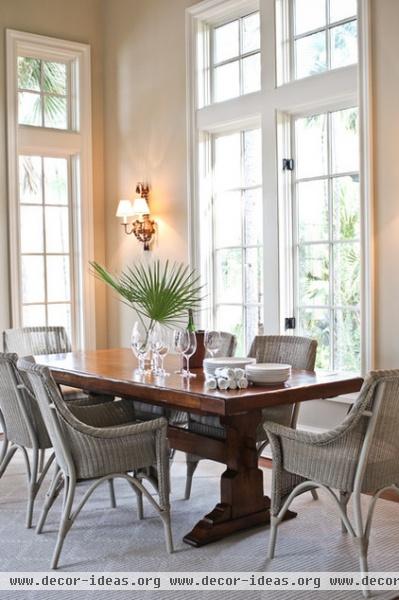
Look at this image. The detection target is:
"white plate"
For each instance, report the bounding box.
[246,363,291,372]
[203,357,256,374]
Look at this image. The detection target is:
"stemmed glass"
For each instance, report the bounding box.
[204,330,222,358]
[150,323,170,377]
[173,329,197,377]
[131,321,151,374]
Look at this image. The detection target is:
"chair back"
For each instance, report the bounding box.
[17,358,73,475]
[210,331,237,358]
[358,370,399,492]
[3,326,71,356]
[248,335,317,370]
[0,353,51,449]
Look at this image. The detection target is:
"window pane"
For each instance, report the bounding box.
[242,53,261,95]
[298,244,330,306]
[216,305,244,356]
[45,207,70,253]
[22,256,45,303]
[22,304,46,327]
[330,21,358,69]
[46,256,71,302]
[244,188,262,246]
[214,191,241,248]
[244,128,262,186]
[18,91,42,126]
[295,31,327,79]
[20,206,44,253]
[246,305,263,352]
[43,61,67,94]
[298,308,330,369]
[297,179,328,242]
[214,61,240,103]
[215,249,242,303]
[333,175,360,240]
[333,242,360,306]
[213,20,239,63]
[296,113,327,178]
[47,303,72,336]
[294,0,326,35]
[18,57,41,91]
[44,158,68,204]
[334,309,360,371]
[242,12,260,53]
[331,108,359,174]
[214,132,241,190]
[245,247,263,304]
[329,0,357,23]
[44,96,68,129]
[19,156,42,204]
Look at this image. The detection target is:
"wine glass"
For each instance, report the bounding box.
[173,329,188,374]
[204,330,222,358]
[182,330,197,378]
[131,321,151,374]
[151,323,170,376]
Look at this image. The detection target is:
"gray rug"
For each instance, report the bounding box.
[0,451,398,600]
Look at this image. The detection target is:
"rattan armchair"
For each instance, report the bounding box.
[184,335,317,500]
[0,353,54,528]
[17,357,173,570]
[264,369,399,598]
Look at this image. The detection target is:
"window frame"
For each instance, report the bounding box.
[6,29,95,349]
[186,0,373,374]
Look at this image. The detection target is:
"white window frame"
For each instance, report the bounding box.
[187,0,373,373]
[6,29,95,350]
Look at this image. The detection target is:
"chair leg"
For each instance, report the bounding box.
[26,448,39,528]
[169,448,176,461]
[38,449,46,473]
[353,490,370,599]
[127,480,143,520]
[161,511,174,554]
[51,476,76,570]
[184,457,199,500]
[268,515,278,559]
[310,488,318,501]
[0,410,8,466]
[0,445,17,478]
[108,479,116,508]
[339,491,351,533]
[36,465,63,534]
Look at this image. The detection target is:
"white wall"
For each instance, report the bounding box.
[0,0,107,348]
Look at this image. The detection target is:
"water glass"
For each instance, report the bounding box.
[131,321,151,374]
[204,330,222,358]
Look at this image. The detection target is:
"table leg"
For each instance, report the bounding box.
[183,411,294,546]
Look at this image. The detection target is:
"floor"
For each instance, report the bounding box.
[0,450,398,600]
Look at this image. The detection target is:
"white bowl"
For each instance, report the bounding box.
[203,357,256,375]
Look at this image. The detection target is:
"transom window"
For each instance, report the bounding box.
[292,0,357,79]
[18,56,70,129]
[293,107,360,370]
[212,11,260,103]
[211,127,263,354]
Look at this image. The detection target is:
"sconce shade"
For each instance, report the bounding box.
[132,196,150,215]
[116,199,135,219]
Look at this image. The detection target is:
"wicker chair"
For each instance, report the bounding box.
[0,353,54,528]
[2,326,110,406]
[184,335,317,500]
[264,369,399,598]
[17,357,173,569]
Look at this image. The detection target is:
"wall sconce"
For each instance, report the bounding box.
[116,183,156,251]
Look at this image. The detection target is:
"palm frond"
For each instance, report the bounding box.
[91,260,204,326]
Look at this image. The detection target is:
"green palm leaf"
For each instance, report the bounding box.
[91,260,204,327]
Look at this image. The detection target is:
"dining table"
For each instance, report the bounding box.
[35,348,363,547]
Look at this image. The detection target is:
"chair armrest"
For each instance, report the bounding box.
[263,421,329,445]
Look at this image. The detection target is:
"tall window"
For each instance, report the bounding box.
[293,107,360,370]
[188,0,370,373]
[7,30,95,348]
[212,128,263,354]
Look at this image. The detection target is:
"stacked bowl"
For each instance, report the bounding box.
[203,357,256,377]
[245,363,291,386]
